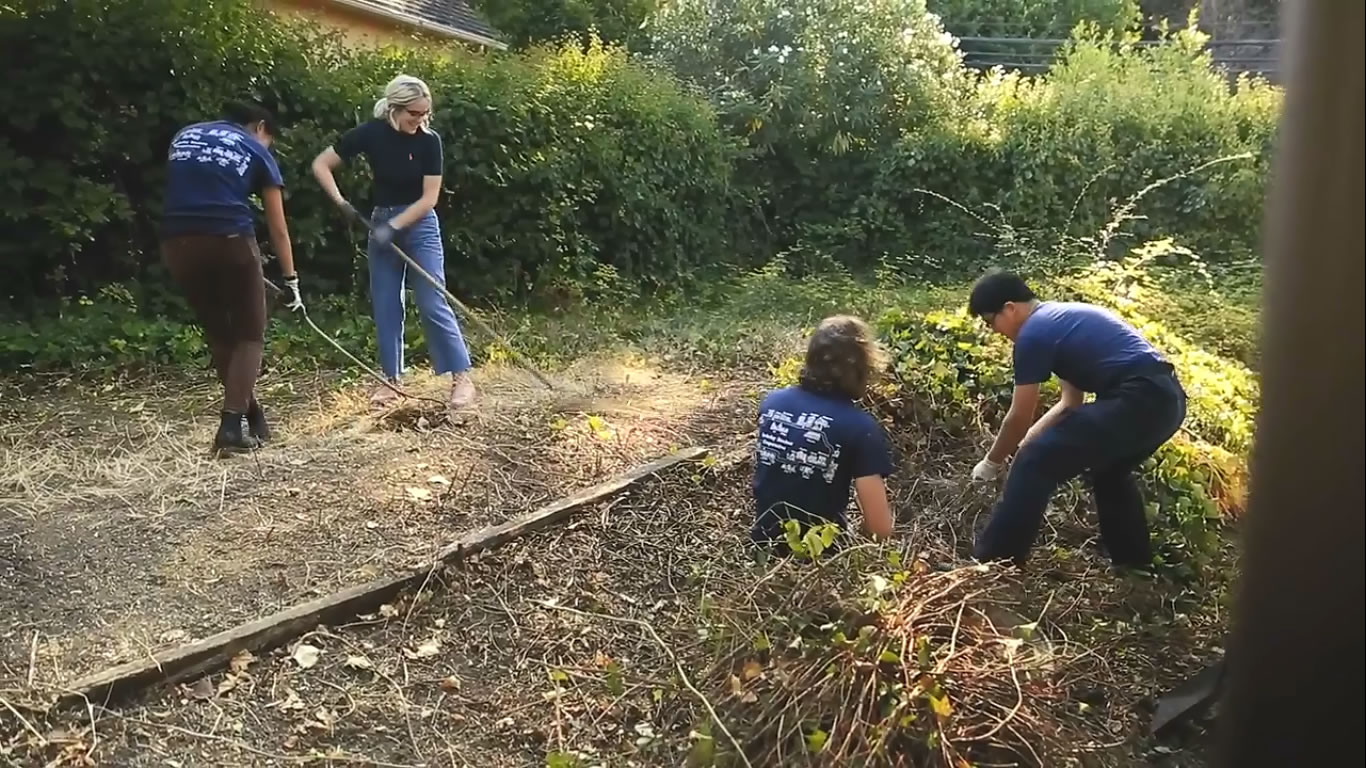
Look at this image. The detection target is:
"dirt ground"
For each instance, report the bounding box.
[1,358,1225,767]
[0,357,760,696]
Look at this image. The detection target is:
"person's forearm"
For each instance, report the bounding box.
[987,411,1032,463]
[386,196,437,230]
[269,224,295,276]
[311,159,345,204]
[1025,400,1070,441]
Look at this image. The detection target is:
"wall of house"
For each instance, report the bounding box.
[259,0,436,47]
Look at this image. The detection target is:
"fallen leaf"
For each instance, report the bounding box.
[276,687,305,711]
[405,487,433,502]
[344,655,374,670]
[440,674,462,691]
[291,644,322,669]
[379,603,399,618]
[929,693,953,719]
[742,660,763,680]
[741,691,759,704]
[403,638,441,660]
[427,475,450,485]
[229,650,256,675]
[217,675,240,696]
[160,629,188,644]
[187,676,215,700]
[728,675,743,696]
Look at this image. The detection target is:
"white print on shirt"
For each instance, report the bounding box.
[757,408,842,484]
[169,127,253,177]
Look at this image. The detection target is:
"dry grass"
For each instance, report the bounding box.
[0,357,759,699]
[5,447,1225,768]
[2,355,1228,767]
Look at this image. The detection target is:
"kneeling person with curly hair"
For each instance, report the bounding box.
[751,316,896,555]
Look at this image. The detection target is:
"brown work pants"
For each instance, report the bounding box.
[160,233,266,413]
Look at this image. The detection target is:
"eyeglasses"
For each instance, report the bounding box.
[404,108,431,118]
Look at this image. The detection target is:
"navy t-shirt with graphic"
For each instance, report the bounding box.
[751,386,895,545]
[335,119,443,207]
[160,120,283,237]
[1013,301,1169,393]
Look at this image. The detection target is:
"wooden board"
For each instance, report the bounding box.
[60,446,710,709]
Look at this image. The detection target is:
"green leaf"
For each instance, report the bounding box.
[805,728,829,753]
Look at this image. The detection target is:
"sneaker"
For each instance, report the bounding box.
[246,398,271,442]
[448,373,476,409]
[214,410,260,456]
[369,380,402,407]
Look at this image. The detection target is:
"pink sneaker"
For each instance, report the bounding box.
[369,380,401,407]
[448,373,476,409]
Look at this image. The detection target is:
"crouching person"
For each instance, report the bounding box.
[967,269,1187,570]
[751,316,896,557]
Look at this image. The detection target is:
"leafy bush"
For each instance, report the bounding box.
[928,0,1140,36]
[651,0,972,261]
[874,241,1257,571]
[859,24,1280,271]
[0,0,735,312]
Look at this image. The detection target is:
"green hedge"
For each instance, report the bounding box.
[854,26,1280,272]
[650,6,1280,273]
[0,0,736,311]
[1,0,1283,374]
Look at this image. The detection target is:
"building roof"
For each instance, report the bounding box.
[330,0,506,49]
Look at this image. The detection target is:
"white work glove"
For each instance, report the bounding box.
[971,457,1004,482]
[283,275,304,312]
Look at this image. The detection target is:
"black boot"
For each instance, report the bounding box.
[246,398,271,442]
[214,410,260,455]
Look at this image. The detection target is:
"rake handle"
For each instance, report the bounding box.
[358,213,555,391]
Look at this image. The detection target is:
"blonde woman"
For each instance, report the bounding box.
[312,74,475,408]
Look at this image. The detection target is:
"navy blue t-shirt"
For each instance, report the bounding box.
[751,386,895,545]
[1013,302,1169,393]
[160,121,283,237]
[335,119,443,207]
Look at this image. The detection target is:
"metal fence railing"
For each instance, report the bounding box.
[954,36,1281,81]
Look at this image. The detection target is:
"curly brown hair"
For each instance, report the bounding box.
[797,315,886,400]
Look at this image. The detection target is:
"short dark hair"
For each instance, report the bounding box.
[798,315,885,400]
[221,99,279,136]
[968,269,1036,315]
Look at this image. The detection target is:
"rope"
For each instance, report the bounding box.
[262,277,448,409]
[355,214,555,391]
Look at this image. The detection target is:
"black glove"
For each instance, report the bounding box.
[336,199,359,221]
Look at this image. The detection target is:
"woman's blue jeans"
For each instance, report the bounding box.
[368,206,472,380]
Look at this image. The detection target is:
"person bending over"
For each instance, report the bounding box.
[159,100,302,455]
[311,74,475,409]
[968,269,1187,569]
[752,316,896,555]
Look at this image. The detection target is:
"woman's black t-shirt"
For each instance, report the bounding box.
[335,119,442,207]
